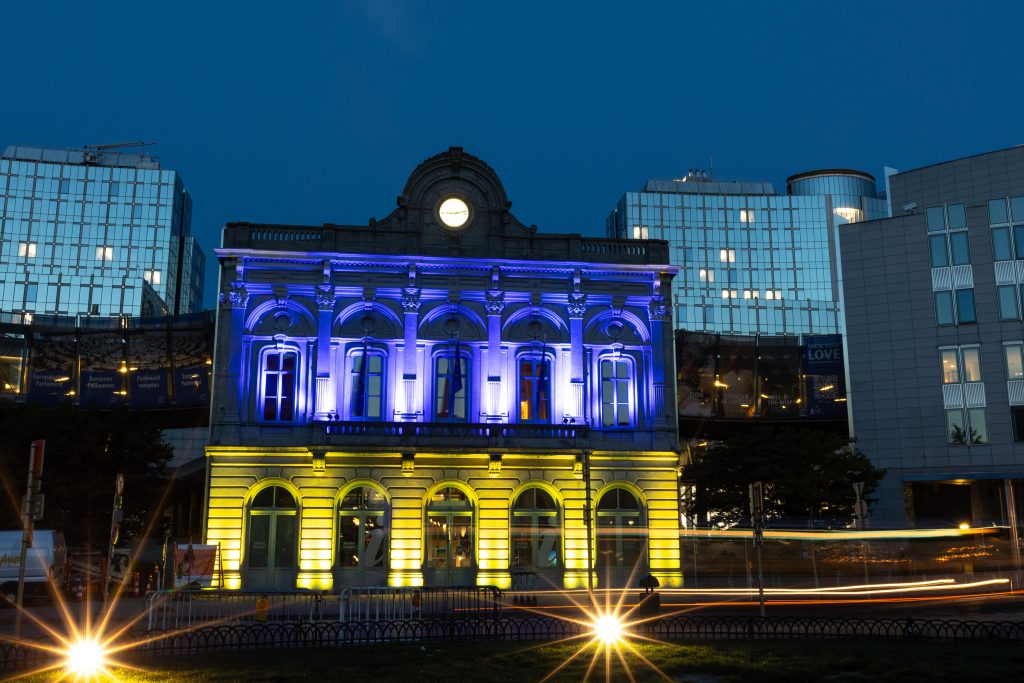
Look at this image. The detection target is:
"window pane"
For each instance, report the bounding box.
[967,408,988,445]
[946,203,966,230]
[940,349,959,383]
[1006,345,1024,380]
[274,515,296,567]
[275,487,296,508]
[935,291,954,325]
[993,227,1012,260]
[989,199,1008,224]
[929,234,949,268]
[247,515,270,568]
[253,487,276,507]
[1014,225,1024,259]
[949,232,970,265]
[946,409,967,445]
[1012,197,1024,222]
[1012,406,1024,442]
[955,289,976,323]
[961,348,981,382]
[998,286,1018,320]
[927,206,946,232]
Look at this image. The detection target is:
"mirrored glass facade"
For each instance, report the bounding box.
[0,145,205,318]
[607,170,888,336]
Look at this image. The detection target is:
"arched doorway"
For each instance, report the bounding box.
[336,485,389,588]
[424,486,475,586]
[595,487,646,588]
[245,485,298,590]
[510,487,562,589]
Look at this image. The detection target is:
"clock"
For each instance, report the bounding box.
[438,196,470,230]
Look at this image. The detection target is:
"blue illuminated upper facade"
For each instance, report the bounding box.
[0,145,205,318]
[607,169,888,336]
[210,147,679,453]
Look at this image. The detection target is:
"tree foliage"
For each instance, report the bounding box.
[682,427,885,528]
[0,406,172,546]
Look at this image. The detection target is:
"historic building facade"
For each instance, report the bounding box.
[204,148,682,591]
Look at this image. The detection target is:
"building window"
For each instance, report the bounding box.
[998,286,1019,320]
[511,488,560,570]
[261,348,298,422]
[949,232,970,265]
[1005,344,1024,380]
[739,209,755,223]
[246,485,297,574]
[595,488,645,581]
[518,352,551,422]
[631,225,648,239]
[17,242,36,258]
[719,248,736,263]
[1014,225,1024,260]
[425,486,474,575]
[96,246,114,261]
[946,407,988,446]
[929,234,949,268]
[955,289,977,323]
[351,346,384,419]
[927,206,946,232]
[143,269,162,285]
[947,203,967,230]
[434,346,468,422]
[337,486,389,572]
[600,358,632,427]
[935,291,955,326]
[990,199,1009,225]
[59,179,70,194]
[1011,406,1024,442]
[940,348,960,383]
[992,226,1012,260]
[940,345,981,384]
[699,269,714,283]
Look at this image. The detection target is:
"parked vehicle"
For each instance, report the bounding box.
[0,530,66,604]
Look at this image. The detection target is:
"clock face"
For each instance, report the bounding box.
[438,197,470,229]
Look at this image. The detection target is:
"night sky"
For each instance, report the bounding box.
[3,1,1022,308]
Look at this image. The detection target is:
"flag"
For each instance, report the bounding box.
[353,339,368,417]
[537,339,549,420]
[450,339,462,419]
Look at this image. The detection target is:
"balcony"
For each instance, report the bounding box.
[318,420,587,451]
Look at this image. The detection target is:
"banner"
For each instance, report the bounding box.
[128,322,170,408]
[78,330,124,407]
[170,321,211,406]
[174,543,219,588]
[717,336,756,418]
[174,366,209,405]
[758,340,801,419]
[0,335,25,401]
[803,334,846,418]
[27,331,75,405]
[676,331,717,417]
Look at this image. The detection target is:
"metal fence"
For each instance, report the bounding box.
[4,615,1024,673]
[338,585,503,622]
[144,590,337,631]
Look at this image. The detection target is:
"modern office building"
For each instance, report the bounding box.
[608,169,889,336]
[0,144,205,318]
[204,147,683,591]
[841,146,1024,534]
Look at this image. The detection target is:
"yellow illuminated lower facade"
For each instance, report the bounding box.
[204,446,683,591]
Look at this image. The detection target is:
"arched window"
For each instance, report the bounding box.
[337,486,389,572]
[518,351,551,422]
[261,348,298,421]
[434,345,470,422]
[599,357,633,427]
[350,345,385,419]
[246,485,298,589]
[424,486,475,586]
[595,488,645,585]
[511,488,561,570]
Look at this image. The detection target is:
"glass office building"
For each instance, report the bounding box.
[0,145,205,318]
[607,169,888,336]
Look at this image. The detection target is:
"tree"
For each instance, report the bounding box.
[0,406,173,546]
[682,427,885,528]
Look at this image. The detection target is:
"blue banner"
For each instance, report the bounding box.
[130,369,168,407]
[174,365,209,406]
[27,369,73,405]
[80,370,122,408]
[803,335,846,418]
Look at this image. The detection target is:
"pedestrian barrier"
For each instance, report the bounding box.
[338,585,502,622]
[144,589,335,631]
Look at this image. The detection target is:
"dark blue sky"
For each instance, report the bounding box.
[3,1,1022,308]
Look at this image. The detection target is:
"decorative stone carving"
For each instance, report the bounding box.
[649,296,670,322]
[314,284,335,311]
[219,282,249,310]
[401,287,422,312]
[485,289,505,316]
[568,293,587,319]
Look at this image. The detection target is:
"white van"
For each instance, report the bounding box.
[0,530,67,603]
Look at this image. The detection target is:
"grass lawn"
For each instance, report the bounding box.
[19,638,1024,682]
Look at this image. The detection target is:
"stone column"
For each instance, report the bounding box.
[484,289,506,422]
[313,284,336,419]
[648,286,673,427]
[214,268,248,443]
[399,287,422,419]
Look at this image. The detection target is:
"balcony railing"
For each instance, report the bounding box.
[320,420,587,442]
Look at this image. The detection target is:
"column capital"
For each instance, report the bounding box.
[485,289,505,316]
[315,284,336,311]
[567,293,587,319]
[401,287,422,312]
[219,282,249,310]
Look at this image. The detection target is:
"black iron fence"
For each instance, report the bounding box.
[4,615,1024,673]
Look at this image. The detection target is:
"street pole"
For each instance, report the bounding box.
[14,440,45,639]
[583,449,594,592]
[749,481,765,618]
[102,474,125,605]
